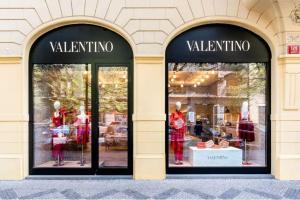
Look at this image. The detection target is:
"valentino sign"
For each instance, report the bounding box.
[186,40,251,52]
[49,41,114,53]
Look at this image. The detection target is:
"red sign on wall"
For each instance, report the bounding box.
[288,45,300,54]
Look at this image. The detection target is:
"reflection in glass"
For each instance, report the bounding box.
[33,64,91,168]
[98,66,128,168]
[168,63,267,167]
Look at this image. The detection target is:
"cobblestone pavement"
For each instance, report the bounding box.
[0,177,300,199]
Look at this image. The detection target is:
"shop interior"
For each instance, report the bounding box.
[168,63,267,167]
[33,64,128,168]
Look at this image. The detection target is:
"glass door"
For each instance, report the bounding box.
[97,66,129,171]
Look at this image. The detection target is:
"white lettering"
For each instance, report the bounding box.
[186,40,251,52]
[49,41,115,53]
[49,41,57,52]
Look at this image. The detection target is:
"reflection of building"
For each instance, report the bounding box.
[0,0,300,180]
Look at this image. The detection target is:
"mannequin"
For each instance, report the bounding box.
[74,105,89,166]
[51,100,65,166]
[74,105,89,145]
[52,101,64,127]
[169,101,186,165]
[238,101,254,165]
[238,101,254,142]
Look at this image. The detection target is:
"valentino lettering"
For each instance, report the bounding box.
[186,40,251,52]
[49,41,114,53]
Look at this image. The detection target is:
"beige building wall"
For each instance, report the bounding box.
[0,0,300,180]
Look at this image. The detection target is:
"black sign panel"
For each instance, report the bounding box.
[166,24,271,63]
[30,24,133,64]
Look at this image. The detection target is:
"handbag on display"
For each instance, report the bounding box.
[197,142,206,149]
[53,137,67,145]
[220,140,229,148]
[50,125,70,135]
[205,140,215,148]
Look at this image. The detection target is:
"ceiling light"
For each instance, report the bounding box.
[193,84,197,88]
[201,78,205,82]
[168,84,170,88]
[171,78,174,82]
[197,82,200,85]
[102,84,105,88]
[180,84,184,88]
[115,84,118,88]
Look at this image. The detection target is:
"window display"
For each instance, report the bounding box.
[98,66,128,168]
[33,64,91,168]
[168,63,267,167]
[29,24,133,175]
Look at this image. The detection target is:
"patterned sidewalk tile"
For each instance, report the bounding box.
[218,188,242,199]
[183,188,215,199]
[153,188,181,199]
[284,188,300,199]
[0,179,300,199]
[244,188,282,199]
[0,189,18,199]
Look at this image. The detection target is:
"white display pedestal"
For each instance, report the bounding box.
[189,146,242,166]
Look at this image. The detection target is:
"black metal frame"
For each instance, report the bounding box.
[94,63,133,175]
[165,61,271,174]
[29,61,133,175]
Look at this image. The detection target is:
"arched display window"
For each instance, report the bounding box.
[29,24,133,175]
[166,24,271,174]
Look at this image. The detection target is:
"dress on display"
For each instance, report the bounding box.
[51,109,66,160]
[170,110,186,162]
[238,119,255,142]
[74,117,90,145]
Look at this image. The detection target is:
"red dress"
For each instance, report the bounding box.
[169,111,186,161]
[238,120,255,142]
[51,109,65,160]
[74,116,90,145]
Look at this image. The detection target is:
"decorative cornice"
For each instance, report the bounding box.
[278,54,300,64]
[0,57,22,64]
[134,55,164,64]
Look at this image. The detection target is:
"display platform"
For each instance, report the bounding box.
[37,161,91,168]
[189,146,243,166]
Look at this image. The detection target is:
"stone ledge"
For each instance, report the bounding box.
[0,57,22,64]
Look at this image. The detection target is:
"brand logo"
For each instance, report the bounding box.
[49,41,114,53]
[186,40,250,52]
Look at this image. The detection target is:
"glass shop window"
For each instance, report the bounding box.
[32,64,91,168]
[168,63,267,167]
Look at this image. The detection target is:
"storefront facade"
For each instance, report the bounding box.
[166,24,271,174]
[0,0,300,180]
[29,24,133,175]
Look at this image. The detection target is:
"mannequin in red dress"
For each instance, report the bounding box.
[74,105,90,145]
[238,101,255,165]
[170,101,186,165]
[73,105,90,166]
[50,101,65,166]
[238,101,255,142]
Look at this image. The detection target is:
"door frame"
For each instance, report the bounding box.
[29,62,133,175]
[93,63,133,175]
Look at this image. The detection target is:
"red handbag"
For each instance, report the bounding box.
[197,142,206,148]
